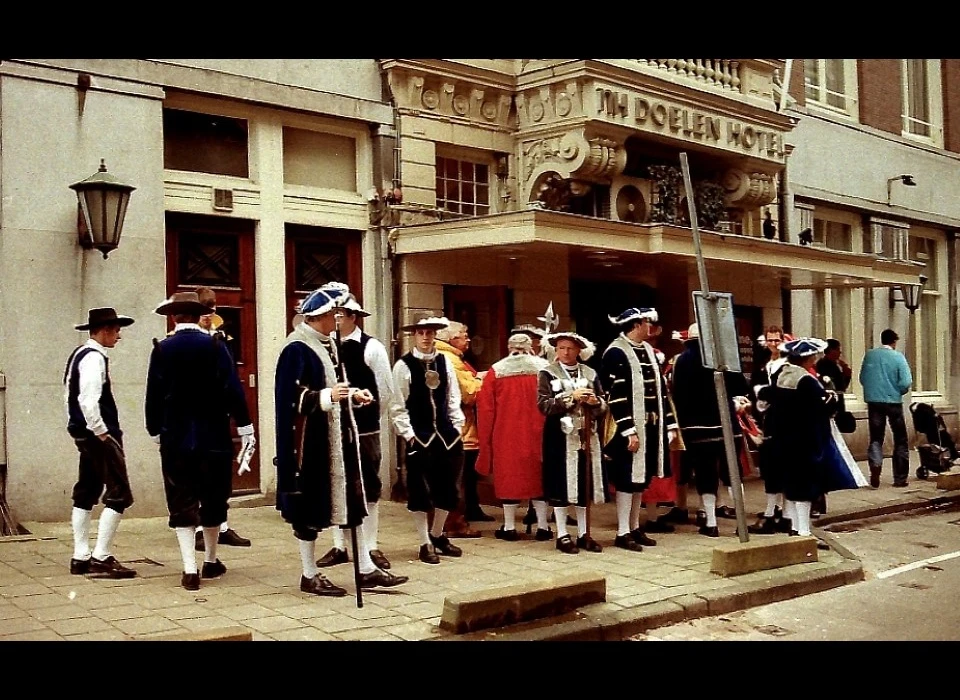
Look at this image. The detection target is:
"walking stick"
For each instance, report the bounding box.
[334,312,364,609]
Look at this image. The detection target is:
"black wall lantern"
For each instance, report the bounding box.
[902,274,927,313]
[69,159,136,259]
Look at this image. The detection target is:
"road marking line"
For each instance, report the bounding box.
[877,551,960,579]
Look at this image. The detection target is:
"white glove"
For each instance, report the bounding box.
[238,432,256,475]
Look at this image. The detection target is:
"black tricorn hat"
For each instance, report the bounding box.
[154,291,214,317]
[74,307,135,331]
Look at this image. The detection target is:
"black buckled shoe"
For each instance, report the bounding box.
[494,526,522,542]
[755,506,783,521]
[358,569,409,588]
[614,534,643,552]
[316,547,349,568]
[369,549,391,570]
[698,525,720,538]
[429,534,463,557]
[534,528,554,542]
[631,528,657,547]
[70,558,90,575]
[747,517,779,535]
[715,505,738,520]
[88,556,137,579]
[576,534,603,553]
[201,559,227,579]
[300,574,347,597]
[418,543,440,564]
[218,528,251,547]
[181,573,200,591]
[644,519,675,533]
[555,535,579,554]
[776,517,793,533]
[662,507,690,524]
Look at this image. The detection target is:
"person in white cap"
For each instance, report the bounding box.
[600,308,679,551]
[314,292,406,574]
[476,333,552,541]
[64,307,138,579]
[145,292,256,591]
[391,314,467,564]
[274,283,407,596]
[538,331,608,554]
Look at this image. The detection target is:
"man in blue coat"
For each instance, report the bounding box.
[275,283,407,595]
[859,328,913,488]
[145,291,256,591]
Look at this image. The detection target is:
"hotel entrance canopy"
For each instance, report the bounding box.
[390,209,924,290]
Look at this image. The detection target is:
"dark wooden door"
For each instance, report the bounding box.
[443,285,509,372]
[165,212,260,493]
[284,224,363,333]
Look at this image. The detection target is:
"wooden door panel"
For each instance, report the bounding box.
[165,213,259,493]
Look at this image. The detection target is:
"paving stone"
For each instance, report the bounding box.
[240,615,305,634]
[47,616,115,636]
[111,616,184,636]
[710,536,818,577]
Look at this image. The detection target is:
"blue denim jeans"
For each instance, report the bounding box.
[867,402,909,483]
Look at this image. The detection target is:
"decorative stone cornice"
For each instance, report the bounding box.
[519,128,628,202]
[384,67,513,130]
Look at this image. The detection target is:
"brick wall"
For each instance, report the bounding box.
[858,59,902,134]
[943,60,960,154]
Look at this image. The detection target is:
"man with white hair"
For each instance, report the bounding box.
[476,333,552,540]
[601,307,679,552]
[435,320,490,533]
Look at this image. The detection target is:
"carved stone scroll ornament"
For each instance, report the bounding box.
[720,168,778,209]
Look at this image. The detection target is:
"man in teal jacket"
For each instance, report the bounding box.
[859,328,913,488]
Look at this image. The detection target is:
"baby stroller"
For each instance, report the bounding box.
[909,402,959,479]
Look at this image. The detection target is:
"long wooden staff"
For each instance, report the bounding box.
[334,312,364,609]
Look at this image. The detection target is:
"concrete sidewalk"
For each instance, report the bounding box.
[1,454,957,641]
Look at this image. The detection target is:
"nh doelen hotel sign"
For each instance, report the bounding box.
[594,86,786,163]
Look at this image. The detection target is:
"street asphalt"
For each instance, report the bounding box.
[1,451,957,641]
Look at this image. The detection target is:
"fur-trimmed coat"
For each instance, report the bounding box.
[476,353,549,500]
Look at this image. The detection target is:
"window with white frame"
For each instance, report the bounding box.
[436,155,491,216]
[902,59,944,146]
[866,217,909,260]
[803,59,858,115]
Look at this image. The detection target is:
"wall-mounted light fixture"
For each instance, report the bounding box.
[888,274,927,314]
[69,159,136,259]
[887,174,916,206]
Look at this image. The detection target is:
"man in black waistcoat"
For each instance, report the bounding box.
[145,291,256,591]
[391,315,466,564]
[275,283,407,596]
[315,293,405,573]
[64,307,138,579]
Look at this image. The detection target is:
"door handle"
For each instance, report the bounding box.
[248,374,256,388]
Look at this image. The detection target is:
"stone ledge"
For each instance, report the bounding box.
[935,472,960,491]
[134,625,253,642]
[438,571,606,635]
[710,535,817,577]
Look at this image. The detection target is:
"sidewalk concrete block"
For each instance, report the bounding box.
[710,536,817,577]
[934,471,960,491]
[438,571,606,634]
[135,625,253,641]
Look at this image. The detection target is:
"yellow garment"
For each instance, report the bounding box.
[436,339,482,450]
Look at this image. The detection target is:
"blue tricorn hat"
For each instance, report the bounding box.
[780,337,828,358]
[608,307,658,326]
[297,282,351,317]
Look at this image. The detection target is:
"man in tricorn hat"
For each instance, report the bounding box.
[538,330,607,554]
[600,307,679,551]
[275,283,407,596]
[64,307,138,579]
[391,314,467,564]
[145,291,256,591]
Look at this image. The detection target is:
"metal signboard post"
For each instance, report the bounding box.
[680,153,749,543]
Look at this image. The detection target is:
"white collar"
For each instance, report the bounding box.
[297,321,331,343]
[83,338,109,357]
[341,327,362,342]
[413,347,437,360]
[882,344,895,350]
[174,323,204,333]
